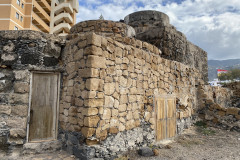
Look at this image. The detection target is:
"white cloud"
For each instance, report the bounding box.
[77,0,240,60]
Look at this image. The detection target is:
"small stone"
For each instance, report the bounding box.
[138,147,154,157]
[86,78,104,91]
[68,106,78,116]
[110,117,119,127]
[68,117,78,125]
[10,129,26,138]
[81,90,96,99]
[82,108,98,116]
[84,116,100,127]
[84,99,104,107]
[0,105,11,115]
[112,109,118,117]
[9,93,29,104]
[7,117,27,129]
[79,68,99,78]
[14,70,29,81]
[109,127,119,134]
[119,123,125,132]
[119,104,127,112]
[96,128,108,140]
[104,83,115,95]
[104,96,114,108]
[66,62,75,74]
[87,33,102,47]
[119,95,128,105]
[85,46,102,56]
[11,105,28,117]
[227,107,240,116]
[86,55,106,69]
[102,108,111,120]
[14,82,29,93]
[165,145,172,149]
[126,120,135,130]
[230,126,240,132]
[153,149,159,156]
[119,76,127,87]
[81,127,96,138]
[86,139,99,146]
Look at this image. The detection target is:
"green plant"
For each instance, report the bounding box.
[194,121,207,128]
[194,121,215,135]
[148,143,154,148]
[198,127,216,135]
[218,68,240,81]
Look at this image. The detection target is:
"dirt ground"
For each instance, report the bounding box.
[1,126,239,160]
[0,150,76,160]
[127,126,240,160]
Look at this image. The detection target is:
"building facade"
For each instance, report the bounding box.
[0,0,78,35]
[50,0,79,35]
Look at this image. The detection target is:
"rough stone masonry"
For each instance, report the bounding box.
[0,10,239,160]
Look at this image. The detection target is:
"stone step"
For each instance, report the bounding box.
[22,140,62,155]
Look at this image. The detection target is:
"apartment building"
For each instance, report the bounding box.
[50,0,78,35]
[0,0,79,35]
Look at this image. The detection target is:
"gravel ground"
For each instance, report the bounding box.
[127,126,240,160]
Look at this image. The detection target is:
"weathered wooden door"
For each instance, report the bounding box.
[28,72,60,142]
[155,96,176,141]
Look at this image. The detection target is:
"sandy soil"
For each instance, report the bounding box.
[127,126,240,160]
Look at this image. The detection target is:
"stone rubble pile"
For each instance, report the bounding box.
[223,82,240,108]
[197,85,240,132]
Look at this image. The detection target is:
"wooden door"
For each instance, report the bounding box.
[156,98,166,141]
[28,72,60,142]
[155,96,176,141]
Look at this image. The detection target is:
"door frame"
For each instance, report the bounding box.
[154,95,176,141]
[26,71,61,143]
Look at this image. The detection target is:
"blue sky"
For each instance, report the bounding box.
[77,0,240,60]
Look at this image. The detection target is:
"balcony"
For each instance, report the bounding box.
[52,23,71,34]
[70,0,79,12]
[54,3,73,15]
[35,0,51,14]
[53,13,73,25]
[33,0,50,24]
[32,12,50,33]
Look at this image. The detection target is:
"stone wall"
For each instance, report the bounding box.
[197,85,240,132]
[124,10,208,83]
[59,27,204,158]
[70,20,136,38]
[0,31,62,151]
[223,82,240,108]
[0,12,224,159]
[198,85,232,108]
[197,85,240,130]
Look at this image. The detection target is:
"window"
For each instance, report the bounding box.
[21,3,24,8]
[16,12,19,19]
[20,16,23,22]
[14,26,18,30]
[17,0,20,6]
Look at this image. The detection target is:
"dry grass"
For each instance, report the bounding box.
[177,137,203,147]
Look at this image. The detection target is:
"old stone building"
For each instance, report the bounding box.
[0,10,239,159]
